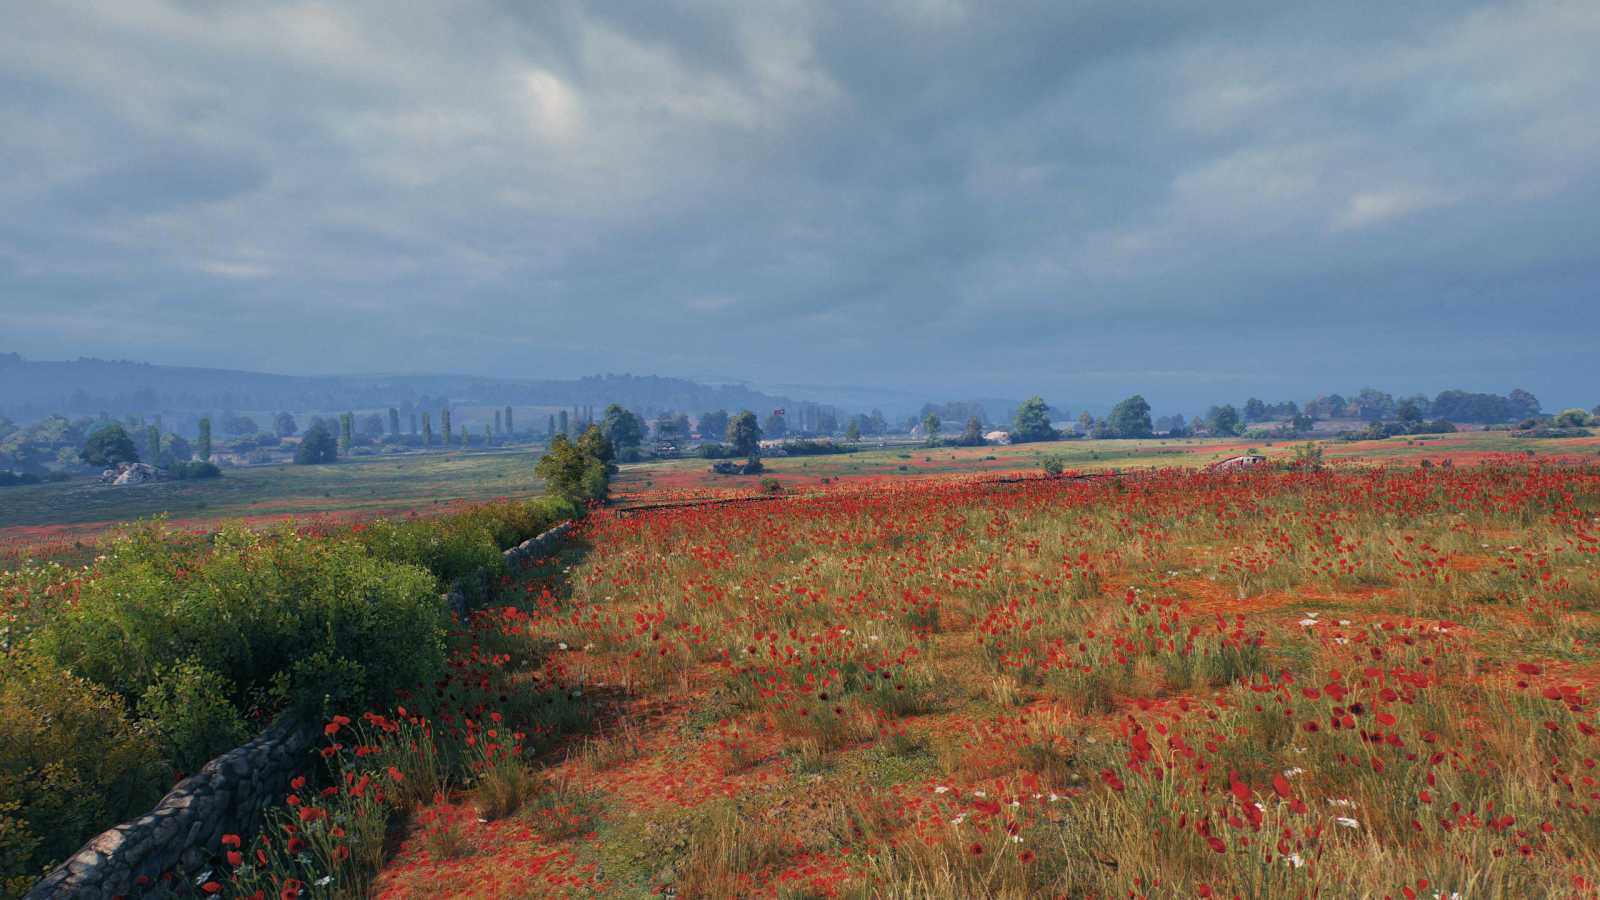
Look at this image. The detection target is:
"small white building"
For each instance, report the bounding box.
[983,430,1011,445]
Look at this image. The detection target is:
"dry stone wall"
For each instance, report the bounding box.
[26,721,313,899]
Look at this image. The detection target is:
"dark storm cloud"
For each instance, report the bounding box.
[1,0,1596,411]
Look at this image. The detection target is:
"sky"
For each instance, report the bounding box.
[2,0,1597,414]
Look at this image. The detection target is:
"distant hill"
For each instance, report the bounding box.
[0,352,794,421]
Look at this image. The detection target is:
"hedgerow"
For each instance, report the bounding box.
[0,493,577,894]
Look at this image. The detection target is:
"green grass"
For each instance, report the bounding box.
[0,449,545,550]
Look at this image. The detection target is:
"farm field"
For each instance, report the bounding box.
[610,430,1600,504]
[5,431,1595,567]
[291,461,1600,898]
[0,450,544,565]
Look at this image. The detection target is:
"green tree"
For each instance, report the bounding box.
[921,412,941,446]
[1106,395,1154,438]
[274,412,298,438]
[1243,398,1268,422]
[697,410,729,442]
[494,409,503,434]
[157,432,193,466]
[1206,404,1243,437]
[763,410,788,440]
[505,405,514,435]
[361,413,385,437]
[1010,396,1057,443]
[295,419,338,464]
[144,424,161,466]
[959,415,984,446]
[338,413,353,453]
[196,417,212,461]
[1553,408,1593,428]
[422,412,434,446]
[537,433,610,503]
[441,408,452,446]
[548,414,556,438]
[726,410,762,457]
[1395,398,1424,424]
[844,417,861,442]
[600,403,645,451]
[578,422,616,467]
[1507,388,1541,420]
[80,424,139,467]
[388,408,401,436]
[558,410,569,436]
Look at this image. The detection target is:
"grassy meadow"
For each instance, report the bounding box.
[0,450,545,565]
[341,460,1600,898]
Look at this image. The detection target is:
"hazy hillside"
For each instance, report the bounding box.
[0,352,791,420]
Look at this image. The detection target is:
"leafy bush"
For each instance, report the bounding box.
[168,460,221,480]
[1343,419,1457,440]
[37,521,446,721]
[356,496,575,599]
[355,518,502,594]
[0,653,166,894]
[536,434,611,503]
[135,658,252,776]
[779,439,850,456]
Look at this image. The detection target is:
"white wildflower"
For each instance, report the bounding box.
[1334,816,1360,829]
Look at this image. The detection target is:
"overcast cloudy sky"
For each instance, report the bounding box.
[2,0,1596,411]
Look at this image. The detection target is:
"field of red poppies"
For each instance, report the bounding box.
[216,460,1595,899]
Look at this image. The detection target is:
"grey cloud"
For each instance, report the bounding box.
[0,0,1595,412]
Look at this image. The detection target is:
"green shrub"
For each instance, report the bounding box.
[5,494,578,891]
[136,659,251,776]
[0,653,166,894]
[356,496,575,599]
[356,517,502,592]
[167,460,221,480]
[38,521,446,721]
